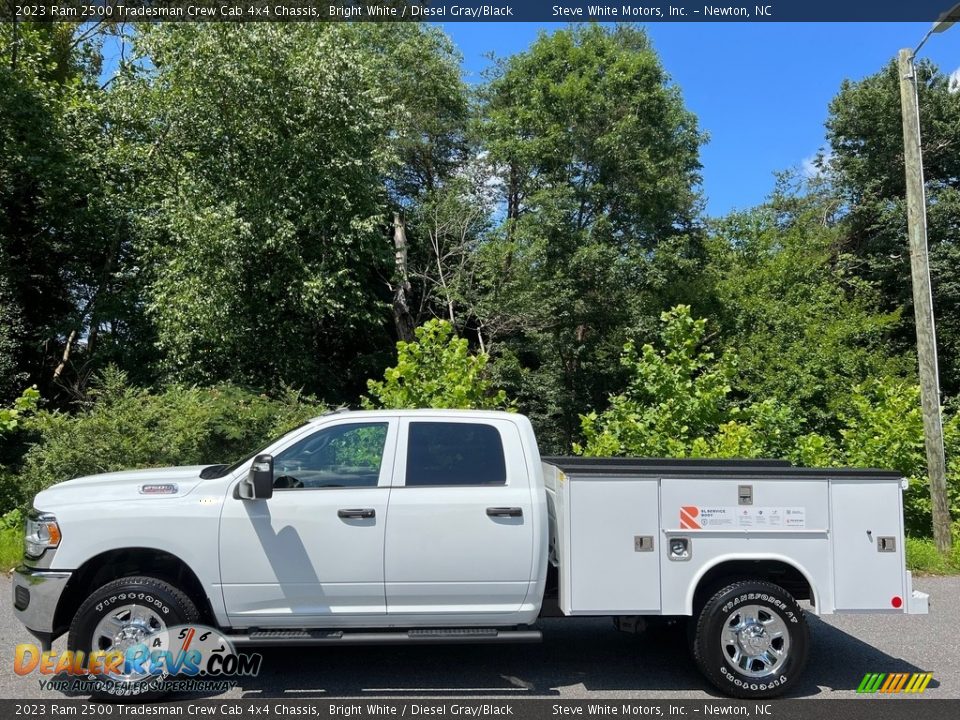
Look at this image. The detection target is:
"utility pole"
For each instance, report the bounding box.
[897,48,951,553]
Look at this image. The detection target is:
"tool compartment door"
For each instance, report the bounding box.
[566,478,661,613]
[658,477,830,615]
[831,479,906,611]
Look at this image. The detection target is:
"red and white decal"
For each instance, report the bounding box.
[680,506,702,529]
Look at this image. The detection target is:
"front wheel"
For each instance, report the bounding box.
[691,580,809,698]
[67,576,200,699]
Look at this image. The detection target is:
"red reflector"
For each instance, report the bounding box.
[891,596,903,608]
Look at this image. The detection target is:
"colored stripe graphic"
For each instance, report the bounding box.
[913,673,933,693]
[679,506,701,530]
[879,674,897,693]
[857,672,932,694]
[880,673,910,693]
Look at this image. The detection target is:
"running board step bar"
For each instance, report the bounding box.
[227,628,542,647]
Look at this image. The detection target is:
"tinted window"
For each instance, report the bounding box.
[273,422,388,489]
[405,422,506,487]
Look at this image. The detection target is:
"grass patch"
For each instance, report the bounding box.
[0,526,21,572]
[906,536,960,575]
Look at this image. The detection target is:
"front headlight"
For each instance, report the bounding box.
[24,511,61,559]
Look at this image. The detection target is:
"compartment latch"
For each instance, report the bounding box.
[634,535,654,552]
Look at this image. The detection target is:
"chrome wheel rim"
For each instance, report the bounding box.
[92,604,167,682]
[720,603,790,678]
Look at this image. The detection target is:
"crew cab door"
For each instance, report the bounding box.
[384,418,535,616]
[218,418,397,625]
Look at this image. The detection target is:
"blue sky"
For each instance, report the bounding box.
[441,23,960,217]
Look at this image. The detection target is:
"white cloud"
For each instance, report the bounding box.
[801,150,833,179]
[949,67,960,94]
[801,156,821,179]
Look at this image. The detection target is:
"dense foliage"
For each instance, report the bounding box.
[577,306,959,536]
[477,24,707,450]
[2,369,324,511]
[825,60,960,397]
[1,22,958,539]
[364,320,511,410]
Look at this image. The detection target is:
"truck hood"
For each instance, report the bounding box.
[34,466,214,508]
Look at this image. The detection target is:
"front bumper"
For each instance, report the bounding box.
[12,565,72,647]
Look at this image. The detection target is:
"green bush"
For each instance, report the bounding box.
[364,319,511,410]
[0,388,41,512]
[795,380,960,537]
[905,534,960,575]
[4,367,326,512]
[905,537,950,574]
[0,386,39,433]
[576,305,742,457]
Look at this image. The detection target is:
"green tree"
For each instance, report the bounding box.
[360,24,475,340]
[707,182,911,433]
[477,24,707,451]
[110,24,397,398]
[0,276,26,399]
[349,24,470,203]
[825,59,960,395]
[364,319,510,410]
[0,22,129,401]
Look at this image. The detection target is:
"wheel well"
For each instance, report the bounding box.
[692,560,813,613]
[53,548,216,636]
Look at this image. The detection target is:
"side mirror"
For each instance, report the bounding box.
[240,454,274,500]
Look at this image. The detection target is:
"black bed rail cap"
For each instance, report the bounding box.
[543,456,792,469]
[541,456,902,480]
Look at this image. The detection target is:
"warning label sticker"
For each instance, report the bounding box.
[679,505,806,530]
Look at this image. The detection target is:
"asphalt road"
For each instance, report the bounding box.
[1,575,956,700]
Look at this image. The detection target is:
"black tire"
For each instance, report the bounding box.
[692,580,809,698]
[68,576,200,700]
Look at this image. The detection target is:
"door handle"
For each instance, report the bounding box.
[338,508,375,519]
[486,507,523,518]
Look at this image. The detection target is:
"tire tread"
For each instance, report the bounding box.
[692,579,808,699]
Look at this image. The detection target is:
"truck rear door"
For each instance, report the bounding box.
[383,417,535,616]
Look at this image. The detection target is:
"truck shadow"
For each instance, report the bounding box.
[232,615,932,699]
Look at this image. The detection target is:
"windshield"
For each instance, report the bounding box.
[199,422,312,479]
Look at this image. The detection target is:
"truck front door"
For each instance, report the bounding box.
[218,419,397,625]
[384,418,536,617]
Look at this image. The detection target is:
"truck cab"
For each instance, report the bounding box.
[217,410,548,626]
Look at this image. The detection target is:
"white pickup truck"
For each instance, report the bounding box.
[13,409,928,698]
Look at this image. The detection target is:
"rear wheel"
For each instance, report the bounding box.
[691,580,808,698]
[68,576,200,699]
